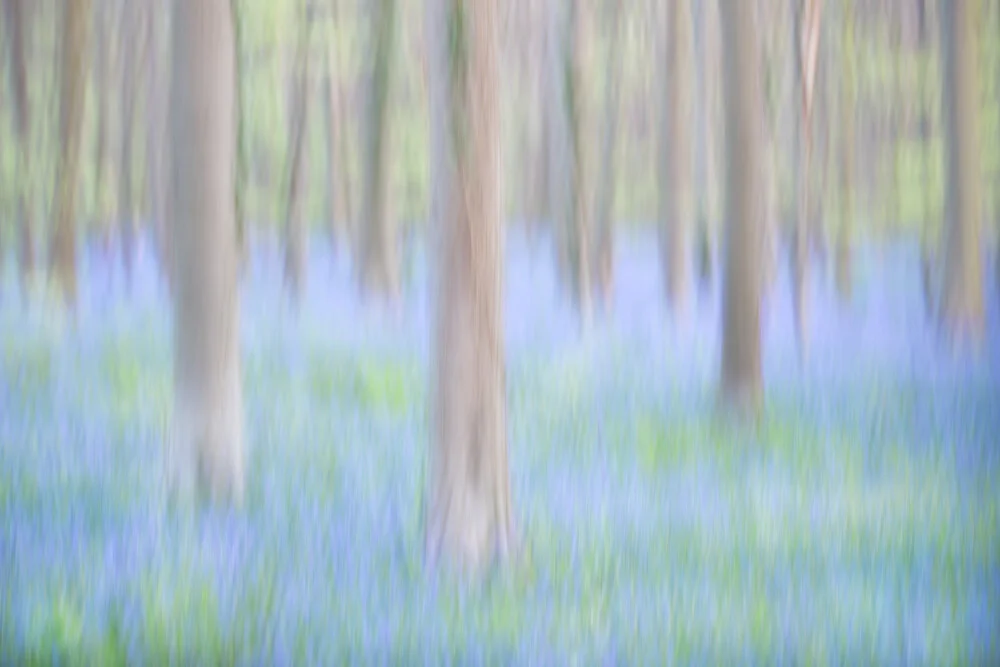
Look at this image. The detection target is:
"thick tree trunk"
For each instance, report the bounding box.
[593,0,622,306]
[118,0,140,286]
[169,0,245,506]
[359,0,399,299]
[719,0,764,412]
[3,0,34,298]
[660,0,694,313]
[938,0,983,345]
[547,0,591,322]
[283,9,312,303]
[425,0,513,575]
[50,0,92,309]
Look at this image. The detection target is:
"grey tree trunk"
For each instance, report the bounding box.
[547,0,592,322]
[719,0,764,412]
[660,0,695,313]
[835,0,855,301]
[118,0,140,286]
[92,0,113,258]
[3,0,34,299]
[938,0,983,345]
[593,0,623,306]
[322,2,352,252]
[359,0,399,299]
[425,0,514,575]
[169,0,245,506]
[145,0,170,289]
[695,0,720,292]
[50,0,92,309]
[283,7,313,303]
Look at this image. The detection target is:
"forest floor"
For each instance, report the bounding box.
[1,229,998,663]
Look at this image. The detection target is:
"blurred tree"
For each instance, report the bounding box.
[118,0,141,287]
[938,0,983,345]
[283,1,314,303]
[548,0,592,322]
[322,0,353,253]
[92,0,113,259]
[519,0,549,240]
[593,0,623,306]
[719,0,764,412]
[790,0,824,359]
[145,0,170,289]
[835,0,857,300]
[3,0,34,299]
[359,0,399,299]
[694,0,720,293]
[660,0,695,313]
[169,0,245,505]
[50,0,92,309]
[425,0,514,574]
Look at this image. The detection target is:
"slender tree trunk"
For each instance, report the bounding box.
[695,0,720,293]
[50,0,91,308]
[938,0,983,345]
[4,0,34,299]
[145,0,170,288]
[92,0,113,258]
[425,0,513,575]
[322,6,351,252]
[118,0,140,287]
[359,0,399,299]
[835,0,855,300]
[283,7,312,303]
[719,0,764,412]
[169,0,245,506]
[593,0,623,306]
[660,0,695,313]
[548,0,592,322]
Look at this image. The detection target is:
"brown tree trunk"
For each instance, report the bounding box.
[425,0,513,575]
[169,0,245,506]
[3,0,34,299]
[719,0,764,412]
[660,0,695,313]
[283,6,312,303]
[359,0,399,299]
[92,0,113,258]
[938,0,983,345]
[593,0,622,306]
[547,0,592,322]
[118,0,140,286]
[50,0,92,309]
[322,4,351,252]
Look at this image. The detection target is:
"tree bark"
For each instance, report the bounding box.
[50,0,92,309]
[169,0,245,506]
[547,0,592,322]
[425,0,514,575]
[3,0,34,298]
[593,0,623,306]
[938,0,983,345]
[719,0,764,412]
[283,6,312,303]
[660,0,695,313]
[359,0,399,299]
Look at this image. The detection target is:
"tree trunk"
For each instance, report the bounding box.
[660,0,695,313]
[169,0,245,506]
[50,0,92,309]
[695,0,720,293]
[593,0,623,307]
[359,0,399,299]
[938,0,983,345]
[284,7,312,303]
[92,0,113,258]
[145,0,170,289]
[3,0,34,299]
[835,0,855,301]
[425,0,513,575]
[322,7,351,252]
[119,0,140,287]
[719,0,764,412]
[547,0,591,322]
